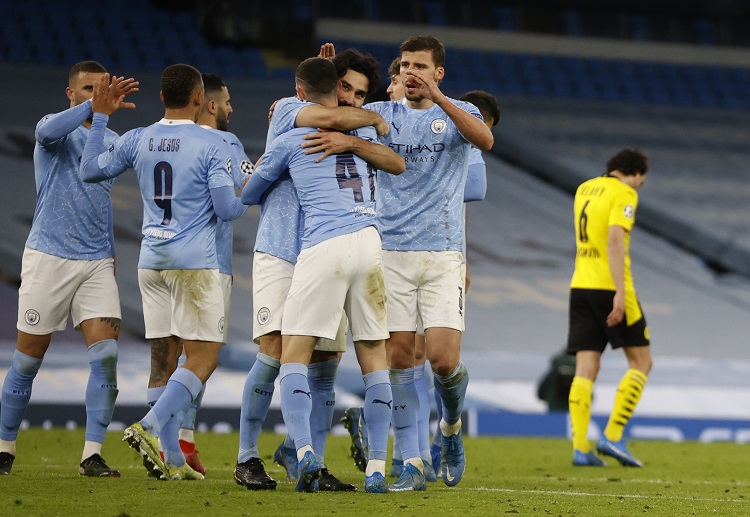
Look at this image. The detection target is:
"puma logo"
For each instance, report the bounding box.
[373,399,392,409]
[292,389,311,399]
[391,122,401,134]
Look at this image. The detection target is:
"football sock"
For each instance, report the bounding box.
[238,353,279,463]
[362,369,391,463]
[433,361,469,428]
[84,339,118,444]
[279,363,312,452]
[389,367,420,462]
[0,350,43,441]
[142,368,202,437]
[308,358,338,464]
[604,368,648,442]
[414,363,432,459]
[431,384,442,449]
[175,355,205,432]
[569,376,594,452]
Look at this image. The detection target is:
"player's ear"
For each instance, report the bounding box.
[434,66,445,82]
[294,84,305,100]
[159,90,165,103]
[65,86,74,102]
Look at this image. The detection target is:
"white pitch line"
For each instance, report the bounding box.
[465,486,749,504]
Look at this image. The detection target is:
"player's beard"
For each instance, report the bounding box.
[217,110,229,132]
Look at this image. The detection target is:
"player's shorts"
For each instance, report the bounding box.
[416,261,467,336]
[139,268,225,343]
[17,247,121,335]
[252,252,347,352]
[282,226,388,342]
[220,272,232,343]
[567,288,650,353]
[383,249,464,333]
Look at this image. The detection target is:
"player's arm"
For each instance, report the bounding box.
[464,161,487,202]
[80,113,129,182]
[35,101,94,146]
[406,69,493,151]
[295,104,389,137]
[464,207,471,292]
[211,185,247,221]
[208,141,247,222]
[606,225,627,327]
[301,130,405,174]
[241,142,288,205]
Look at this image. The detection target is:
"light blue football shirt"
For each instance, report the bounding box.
[203,126,252,275]
[253,96,311,263]
[365,98,482,252]
[82,116,236,270]
[28,100,119,260]
[247,126,378,249]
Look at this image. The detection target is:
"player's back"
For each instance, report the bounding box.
[273,127,378,249]
[571,175,638,291]
[29,122,118,260]
[127,121,232,270]
[365,99,476,252]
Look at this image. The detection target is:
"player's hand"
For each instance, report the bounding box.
[302,129,350,162]
[404,68,445,104]
[372,113,389,137]
[113,77,139,107]
[268,99,280,124]
[318,43,336,59]
[606,291,625,327]
[92,74,134,115]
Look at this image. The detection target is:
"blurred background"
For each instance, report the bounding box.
[1,0,750,441]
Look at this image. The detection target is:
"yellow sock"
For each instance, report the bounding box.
[604,368,648,442]
[569,376,593,453]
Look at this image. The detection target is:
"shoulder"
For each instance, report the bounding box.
[363,101,391,113]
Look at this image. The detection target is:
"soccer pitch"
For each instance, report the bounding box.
[1,429,748,516]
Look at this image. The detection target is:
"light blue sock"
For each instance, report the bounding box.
[308,358,338,464]
[433,362,469,426]
[431,383,442,448]
[363,370,391,462]
[85,339,118,443]
[279,363,312,451]
[147,386,166,409]
[174,355,202,431]
[389,367,420,461]
[0,351,43,441]
[414,364,431,460]
[142,368,203,437]
[238,353,279,463]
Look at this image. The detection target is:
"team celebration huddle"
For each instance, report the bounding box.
[0,32,652,494]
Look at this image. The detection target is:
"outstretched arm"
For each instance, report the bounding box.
[301,131,405,174]
[295,104,389,137]
[36,101,93,146]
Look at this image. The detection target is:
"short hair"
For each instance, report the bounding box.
[400,35,445,68]
[202,73,226,98]
[295,57,339,97]
[68,61,106,84]
[161,64,203,109]
[388,57,401,78]
[332,48,381,96]
[606,149,649,176]
[459,90,500,127]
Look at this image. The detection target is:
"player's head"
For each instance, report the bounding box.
[295,57,339,108]
[200,73,232,131]
[607,148,649,189]
[160,64,204,119]
[459,90,500,128]
[66,61,107,108]
[386,57,404,101]
[399,35,446,102]
[331,48,380,108]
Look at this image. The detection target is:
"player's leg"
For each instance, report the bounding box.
[413,333,436,481]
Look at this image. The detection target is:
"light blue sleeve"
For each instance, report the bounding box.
[464,162,487,202]
[35,100,93,146]
[80,113,133,183]
[211,185,247,221]
[241,172,275,206]
[241,136,290,205]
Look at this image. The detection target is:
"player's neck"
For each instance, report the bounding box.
[406,97,435,110]
[164,107,198,122]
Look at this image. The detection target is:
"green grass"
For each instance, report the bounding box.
[1,429,749,516]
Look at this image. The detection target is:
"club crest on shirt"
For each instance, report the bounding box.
[25,309,40,326]
[430,118,447,134]
[218,316,225,334]
[257,307,271,325]
[623,205,634,219]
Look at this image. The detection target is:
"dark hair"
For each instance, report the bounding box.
[388,57,401,78]
[607,149,649,176]
[295,57,339,97]
[459,90,500,127]
[400,35,445,68]
[202,73,226,97]
[161,64,203,109]
[332,48,381,96]
[68,60,106,84]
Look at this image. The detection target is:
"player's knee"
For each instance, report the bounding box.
[12,349,44,376]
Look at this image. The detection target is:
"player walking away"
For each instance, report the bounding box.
[235,47,398,492]
[567,148,652,467]
[242,57,403,494]
[362,35,493,491]
[0,61,138,477]
[160,73,256,478]
[81,64,246,480]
